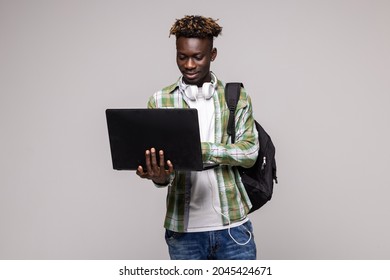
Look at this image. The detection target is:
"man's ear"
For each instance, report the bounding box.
[211,48,217,61]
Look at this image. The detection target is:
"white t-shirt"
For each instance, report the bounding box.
[185,87,248,232]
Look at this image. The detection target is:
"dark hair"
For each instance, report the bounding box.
[169,15,222,39]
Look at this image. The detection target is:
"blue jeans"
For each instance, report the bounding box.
[165,221,257,260]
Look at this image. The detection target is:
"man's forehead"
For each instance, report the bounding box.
[176,37,213,51]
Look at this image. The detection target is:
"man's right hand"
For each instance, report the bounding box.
[136,148,174,185]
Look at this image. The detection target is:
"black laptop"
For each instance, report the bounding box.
[105,108,219,171]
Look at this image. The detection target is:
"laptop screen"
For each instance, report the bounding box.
[105,108,205,171]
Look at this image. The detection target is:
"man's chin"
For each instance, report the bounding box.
[183,77,201,86]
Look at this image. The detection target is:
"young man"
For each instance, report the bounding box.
[136,15,259,260]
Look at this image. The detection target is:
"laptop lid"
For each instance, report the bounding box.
[105,108,214,171]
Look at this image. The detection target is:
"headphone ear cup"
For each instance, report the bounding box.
[183,85,198,101]
[202,83,214,100]
[202,74,217,99]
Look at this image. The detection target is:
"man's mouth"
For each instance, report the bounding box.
[184,72,199,80]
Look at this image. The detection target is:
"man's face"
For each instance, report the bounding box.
[176,37,217,87]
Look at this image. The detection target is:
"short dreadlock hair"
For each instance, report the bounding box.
[169,15,222,39]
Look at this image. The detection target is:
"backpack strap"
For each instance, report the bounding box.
[225,82,244,144]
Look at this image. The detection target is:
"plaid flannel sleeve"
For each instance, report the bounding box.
[201,94,259,168]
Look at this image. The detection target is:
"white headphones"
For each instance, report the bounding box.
[179,72,217,101]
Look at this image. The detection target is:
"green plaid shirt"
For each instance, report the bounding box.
[148,75,259,232]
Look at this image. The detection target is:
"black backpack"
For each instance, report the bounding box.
[225,83,278,213]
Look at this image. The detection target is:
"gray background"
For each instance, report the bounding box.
[1,0,389,259]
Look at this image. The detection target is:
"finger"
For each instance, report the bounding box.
[145,149,152,174]
[159,150,167,176]
[136,165,144,176]
[166,160,174,174]
[136,165,143,175]
[150,147,158,170]
[136,165,147,177]
[159,150,165,168]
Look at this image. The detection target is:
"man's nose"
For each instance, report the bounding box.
[185,58,196,69]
